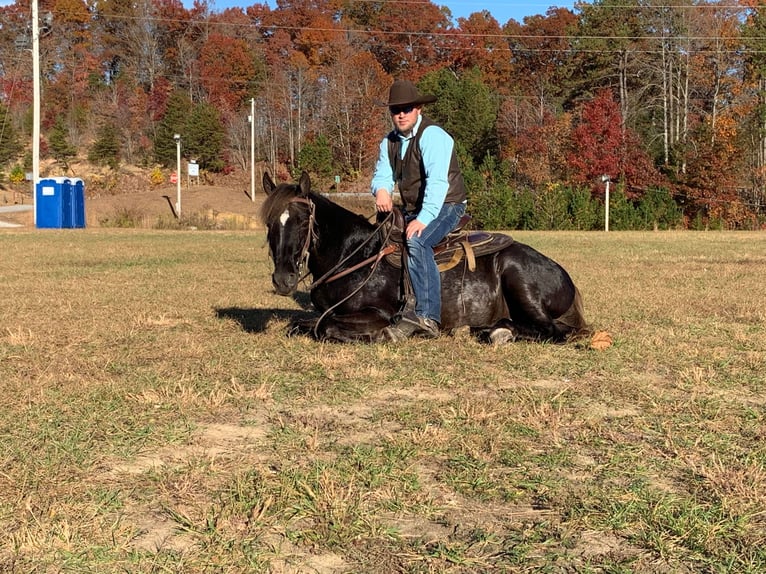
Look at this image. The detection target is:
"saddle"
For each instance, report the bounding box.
[383,208,513,272]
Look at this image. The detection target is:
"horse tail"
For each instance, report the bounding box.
[554,285,591,341]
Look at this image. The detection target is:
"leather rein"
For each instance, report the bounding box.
[289,196,396,290]
[287,196,397,338]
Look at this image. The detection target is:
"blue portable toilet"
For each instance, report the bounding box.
[36,177,70,228]
[62,180,74,227]
[69,178,86,228]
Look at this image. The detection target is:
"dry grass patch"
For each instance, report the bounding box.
[0,229,764,572]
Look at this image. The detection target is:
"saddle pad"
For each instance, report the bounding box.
[385,232,514,271]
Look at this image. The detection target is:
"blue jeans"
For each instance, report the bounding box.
[406,202,466,324]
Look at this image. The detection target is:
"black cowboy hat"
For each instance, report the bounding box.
[380,80,437,107]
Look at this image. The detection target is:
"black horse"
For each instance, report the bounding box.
[260,172,590,344]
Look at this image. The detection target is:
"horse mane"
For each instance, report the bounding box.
[259,180,372,233]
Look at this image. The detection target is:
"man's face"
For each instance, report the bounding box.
[389,105,421,135]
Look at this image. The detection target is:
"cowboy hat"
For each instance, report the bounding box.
[380,80,437,107]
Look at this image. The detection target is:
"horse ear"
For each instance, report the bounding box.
[263,172,275,195]
[298,171,311,197]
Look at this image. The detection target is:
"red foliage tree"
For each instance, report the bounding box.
[567,89,663,197]
[199,33,257,113]
[448,12,511,90]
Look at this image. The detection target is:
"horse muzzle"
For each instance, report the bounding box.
[272,272,298,296]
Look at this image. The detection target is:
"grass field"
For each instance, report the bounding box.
[1,228,764,573]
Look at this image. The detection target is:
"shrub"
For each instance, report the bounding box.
[150,166,165,186]
[9,164,25,184]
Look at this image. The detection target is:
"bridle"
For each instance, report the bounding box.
[283,195,398,338]
[287,196,396,290]
[286,196,316,283]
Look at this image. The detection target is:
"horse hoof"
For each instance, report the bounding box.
[489,328,515,345]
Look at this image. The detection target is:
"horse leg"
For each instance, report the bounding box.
[312,308,393,343]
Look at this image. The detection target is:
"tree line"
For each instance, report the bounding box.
[1,0,765,229]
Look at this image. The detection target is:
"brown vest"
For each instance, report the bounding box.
[387,116,467,214]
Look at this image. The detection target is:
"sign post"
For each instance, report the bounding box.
[174,134,181,218]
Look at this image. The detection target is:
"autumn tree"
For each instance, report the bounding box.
[513,111,572,186]
[567,89,663,196]
[568,0,655,133]
[504,7,578,125]
[448,11,511,90]
[343,0,451,77]
[742,0,766,209]
[199,33,259,113]
[320,49,389,175]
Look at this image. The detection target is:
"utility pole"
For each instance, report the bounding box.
[32,0,40,225]
[174,134,181,218]
[601,175,611,232]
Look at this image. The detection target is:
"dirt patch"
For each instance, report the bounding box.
[1,171,373,229]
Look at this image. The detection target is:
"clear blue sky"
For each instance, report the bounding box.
[1,0,576,24]
[200,0,577,25]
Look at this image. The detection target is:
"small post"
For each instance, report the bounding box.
[250,98,255,201]
[601,175,610,232]
[174,134,181,218]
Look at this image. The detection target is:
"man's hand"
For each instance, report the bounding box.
[406,219,426,239]
[375,188,393,212]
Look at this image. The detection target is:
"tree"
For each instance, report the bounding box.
[48,116,77,169]
[742,0,766,211]
[88,123,120,169]
[185,102,226,172]
[343,0,451,77]
[0,103,21,167]
[567,89,663,196]
[297,134,333,178]
[199,33,259,113]
[448,11,511,90]
[504,7,578,124]
[154,91,192,167]
[419,68,499,166]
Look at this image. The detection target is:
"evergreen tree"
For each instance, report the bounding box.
[88,123,120,169]
[0,103,21,167]
[419,68,499,166]
[297,135,333,179]
[153,91,192,167]
[48,116,77,169]
[184,102,226,172]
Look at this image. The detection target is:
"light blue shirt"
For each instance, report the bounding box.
[371,115,454,227]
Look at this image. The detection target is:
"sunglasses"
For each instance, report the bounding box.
[389,105,415,115]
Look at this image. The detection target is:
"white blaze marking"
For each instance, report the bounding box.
[279,209,290,226]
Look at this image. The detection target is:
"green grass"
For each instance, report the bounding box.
[1,229,765,572]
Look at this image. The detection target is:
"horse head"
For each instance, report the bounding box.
[261,171,314,295]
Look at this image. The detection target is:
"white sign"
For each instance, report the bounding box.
[42,186,55,196]
[188,162,199,177]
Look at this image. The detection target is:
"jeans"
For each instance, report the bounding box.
[406,202,466,324]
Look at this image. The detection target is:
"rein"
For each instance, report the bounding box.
[287,197,397,339]
[305,209,395,290]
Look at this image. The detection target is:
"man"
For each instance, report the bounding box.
[371,79,467,339]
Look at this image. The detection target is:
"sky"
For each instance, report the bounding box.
[0,0,577,24]
[439,1,576,23]
[206,1,578,24]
